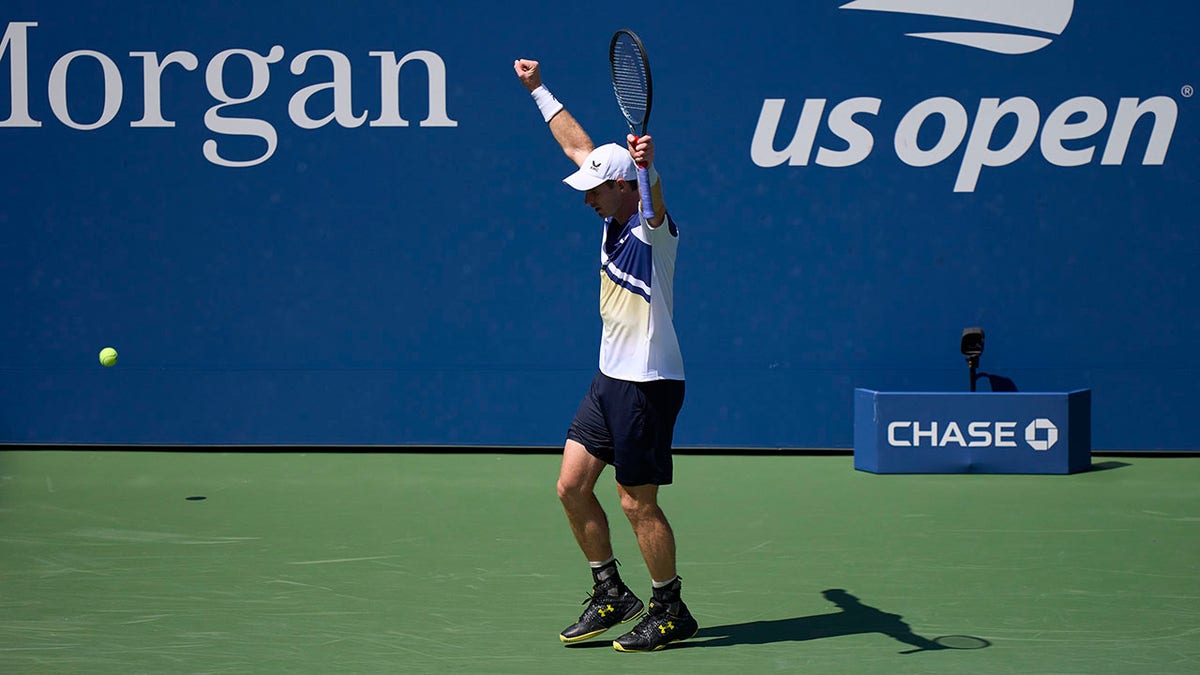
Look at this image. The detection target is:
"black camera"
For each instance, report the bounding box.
[961,327,985,391]
[960,327,985,361]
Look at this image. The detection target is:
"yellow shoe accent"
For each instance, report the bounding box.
[613,640,669,652]
[561,629,604,643]
[560,610,644,644]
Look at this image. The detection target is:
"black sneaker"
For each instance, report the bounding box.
[559,582,645,643]
[612,599,698,652]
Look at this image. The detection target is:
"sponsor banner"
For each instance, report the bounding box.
[854,389,1092,473]
[1,2,1196,448]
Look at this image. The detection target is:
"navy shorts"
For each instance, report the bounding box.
[566,371,685,486]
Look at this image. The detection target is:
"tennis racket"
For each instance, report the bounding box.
[609,29,656,221]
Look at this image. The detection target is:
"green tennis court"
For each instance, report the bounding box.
[2,451,1198,673]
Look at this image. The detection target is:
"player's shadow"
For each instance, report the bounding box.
[684,588,989,653]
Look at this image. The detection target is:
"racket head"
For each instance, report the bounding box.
[609,29,652,136]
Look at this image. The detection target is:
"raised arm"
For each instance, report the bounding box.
[627,133,667,229]
[514,59,594,167]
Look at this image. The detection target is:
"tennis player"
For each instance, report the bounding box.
[514,57,697,652]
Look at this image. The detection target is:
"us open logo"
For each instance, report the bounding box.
[839,0,1074,55]
[749,0,1177,192]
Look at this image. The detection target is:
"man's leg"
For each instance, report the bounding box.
[612,482,698,652]
[557,440,645,643]
[615,483,675,583]
[557,440,612,562]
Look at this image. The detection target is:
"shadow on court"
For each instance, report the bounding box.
[684,589,990,653]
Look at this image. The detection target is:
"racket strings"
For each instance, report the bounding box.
[611,39,649,125]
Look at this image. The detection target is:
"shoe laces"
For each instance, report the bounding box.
[581,579,627,605]
[576,589,629,624]
[629,614,664,639]
[627,600,668,635]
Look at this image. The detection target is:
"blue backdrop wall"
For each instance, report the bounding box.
[3,1,1197,449]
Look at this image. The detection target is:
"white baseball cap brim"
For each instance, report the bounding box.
[563,143,637,191]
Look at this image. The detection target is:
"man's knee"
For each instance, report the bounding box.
[557,475,591,503]
[559,440,605,504]
[618,485,662,523]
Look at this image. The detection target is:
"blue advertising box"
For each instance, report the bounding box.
[854,389,1092,474]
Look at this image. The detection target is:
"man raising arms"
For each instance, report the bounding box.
[514,57,696,653]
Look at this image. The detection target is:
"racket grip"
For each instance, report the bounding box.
[636,165,655,220]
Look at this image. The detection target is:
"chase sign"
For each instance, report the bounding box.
[854,389,1091,474]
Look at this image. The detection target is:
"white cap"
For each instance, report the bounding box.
[563,143,637,191]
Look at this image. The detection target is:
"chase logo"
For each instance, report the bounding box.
[1025,418,1059,451]
[839,0,1074,54]
[886,418,1062,451]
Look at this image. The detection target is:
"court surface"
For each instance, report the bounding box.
[2,451,1197,674]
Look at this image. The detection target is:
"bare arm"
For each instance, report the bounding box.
[548,109,594,168]
[514,59,594,167]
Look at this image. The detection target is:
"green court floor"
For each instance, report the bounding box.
[2,451,1198,674]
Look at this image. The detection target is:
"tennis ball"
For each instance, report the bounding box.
[99,347,118,367]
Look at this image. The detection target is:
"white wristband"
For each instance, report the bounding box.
[531,85,564,123]
[647,164,660,186]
